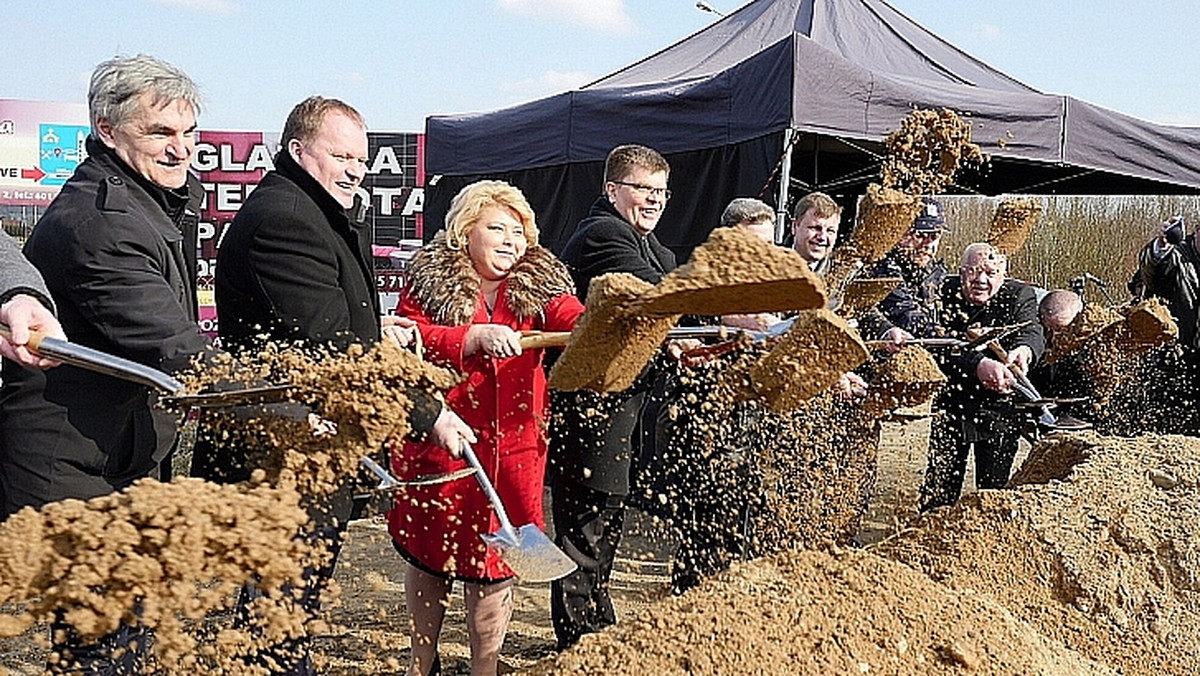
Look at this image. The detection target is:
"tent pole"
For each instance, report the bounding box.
[776,128,796,243]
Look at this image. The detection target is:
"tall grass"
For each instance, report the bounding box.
[937,195,1200,298]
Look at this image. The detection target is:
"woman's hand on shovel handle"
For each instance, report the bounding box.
[466,324,523,359]
[381,315,418,348]
[430,406,477,459]
[0,294,64,369]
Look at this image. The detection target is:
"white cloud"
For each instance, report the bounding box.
[148,0,239,14]
[497,0,635,35]
[500,70,593,99]
[974,22,1002,42]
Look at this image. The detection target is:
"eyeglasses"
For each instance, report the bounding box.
[612,181,671,200]
[961,265,1004,279]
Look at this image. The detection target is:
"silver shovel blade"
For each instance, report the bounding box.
[481,524,577,583]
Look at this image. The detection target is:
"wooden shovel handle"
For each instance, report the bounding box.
[0,321,47,353]
[518,331,571,350]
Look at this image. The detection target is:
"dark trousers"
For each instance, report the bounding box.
[919,408,1020,512]
[48,615,151,676]
[234,499,365,675]
[549,478,626,651]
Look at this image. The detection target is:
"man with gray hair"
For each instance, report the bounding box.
[0,55,210,673]
[920,242,1044,512]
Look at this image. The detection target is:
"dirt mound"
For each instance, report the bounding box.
[879,432,1200,675]
[526,547,1114,675]
[634,225,826,316]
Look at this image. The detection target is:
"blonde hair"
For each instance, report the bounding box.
[444,180,539,250]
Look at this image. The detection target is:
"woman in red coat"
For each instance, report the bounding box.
[388,180,584,676]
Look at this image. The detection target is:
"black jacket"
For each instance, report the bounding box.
[559,196,676,298]
[1138,234,1200,349]
[0,138,210,516]
[933,276,1045,415]
[553,196,677,495]
[858,251,949,340]
[216,150,380,352]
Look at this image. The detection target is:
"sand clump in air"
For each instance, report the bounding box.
[548,272,680,393]
[746,308,869,413]
[633,225,826,317]
[188,340,459,501]
[0,475,317,673]
[987,197,1044,256]
[880,107,984,196]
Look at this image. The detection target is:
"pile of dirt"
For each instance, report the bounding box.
[527,547,1113,675]
[838,276,901,318]
[0,475,317,672]
[987,197,1043,256]
[548,273,680,392]
[879,432,1200,676]
[826,185,922,300]
[1046,301,1122,364]
[633,225,826,316]
[1121,297,1177,348]
[531,432,1199,675]
[880,107,984,196]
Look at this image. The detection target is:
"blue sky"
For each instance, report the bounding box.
[4,0,1198,132]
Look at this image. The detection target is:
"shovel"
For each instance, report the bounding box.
[358,455,476,490]
[982,338,1091,432]
[460,440,576,583]
[0,322,295,408]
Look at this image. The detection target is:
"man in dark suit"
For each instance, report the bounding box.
[552,144,676,649]
[920,242,1045,512]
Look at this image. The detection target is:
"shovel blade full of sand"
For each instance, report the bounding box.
[748,308,871,413]
[631,226,827,317]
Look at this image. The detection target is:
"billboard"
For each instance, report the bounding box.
[1,99,426,332]
[0,99,90,207]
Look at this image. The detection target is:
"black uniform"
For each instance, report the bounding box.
[0,137,210,675]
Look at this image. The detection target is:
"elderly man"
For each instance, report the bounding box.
[0,54,212,674]
[790,191,841,275]
[553,143,677,649]
[0,232,64,368]
[859,197,951,347]
[920,242,1044,512]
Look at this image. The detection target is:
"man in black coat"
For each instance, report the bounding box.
[551,144,676,649]
[203,97,469,675]
[0,54,211,675]
[920,242,1045,512]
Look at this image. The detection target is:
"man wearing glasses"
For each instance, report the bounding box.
[919,242,1044,512]
[552,144,677,649]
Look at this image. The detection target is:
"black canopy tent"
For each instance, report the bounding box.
[424,0,1200,257]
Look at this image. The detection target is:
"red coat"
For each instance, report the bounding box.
[387,240,584,581]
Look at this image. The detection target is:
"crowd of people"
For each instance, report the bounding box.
[0,53,1195,676]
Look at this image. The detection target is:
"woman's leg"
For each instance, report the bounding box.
[406,564,452,676]
[464,578,516,676]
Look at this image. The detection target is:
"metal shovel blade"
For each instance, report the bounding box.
[461,441,577,582]
[481,524,578,583]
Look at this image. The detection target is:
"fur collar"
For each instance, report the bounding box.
[406,231,576,326]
